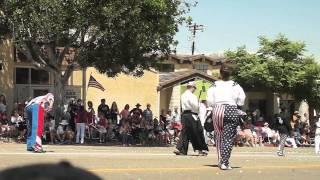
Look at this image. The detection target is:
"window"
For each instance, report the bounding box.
[193,63,208,73]
[158,64,175,72]
[31,69,49,84]
[15,68,50,85]
[16,68,29,84]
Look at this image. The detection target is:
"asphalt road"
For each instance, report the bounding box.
[0,143,319,180]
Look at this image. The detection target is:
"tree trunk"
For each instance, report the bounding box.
[53,72,65,123]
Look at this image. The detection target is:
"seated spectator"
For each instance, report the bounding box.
[14,113,27,141]
[56,120,69,144]
[65,126,75,144]
[119,120,133,146]
[301,123,311,145]
[97,113,108,143]
[46,113,56,144]
[293,123,303,146]
[235,125,246,146]
[0,112,9,138]
[285,136,298,148]
[10,110,23,137]
[261,122,278,144]
[243,121,256,147]
[157,118,169,145]
[253,125,264,146]
[139,118,149,145]
[130,104,143,144]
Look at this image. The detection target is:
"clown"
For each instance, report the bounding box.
[25,93,54,153]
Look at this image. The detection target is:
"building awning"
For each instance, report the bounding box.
[158,70,218,91]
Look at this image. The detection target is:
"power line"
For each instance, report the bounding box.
[188,23,204,55]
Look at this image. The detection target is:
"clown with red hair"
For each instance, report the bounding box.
[25,93,54,153]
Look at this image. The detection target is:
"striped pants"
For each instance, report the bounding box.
[213,104,239,166]
[278,134,288,154]
[26,104,44,151]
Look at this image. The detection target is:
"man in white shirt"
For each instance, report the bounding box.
[174,81,208,156]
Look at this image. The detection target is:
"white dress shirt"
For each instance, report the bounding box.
[199,102,207,126]
[207,80,246,107]
[181,89,199,113]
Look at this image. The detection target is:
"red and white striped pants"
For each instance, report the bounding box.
[212,104,239,166]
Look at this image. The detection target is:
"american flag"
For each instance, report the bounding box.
[88,75,105,91]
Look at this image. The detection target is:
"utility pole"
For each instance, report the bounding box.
[188,23,204,55]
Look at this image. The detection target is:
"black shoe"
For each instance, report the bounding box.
[198,151,208,156]
[173,151,187,156]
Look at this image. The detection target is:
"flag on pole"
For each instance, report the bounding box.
[88,75,105,91]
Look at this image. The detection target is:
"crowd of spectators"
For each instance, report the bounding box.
[234,108,315,148]
[0,94,183,146]
[0,93,317,148]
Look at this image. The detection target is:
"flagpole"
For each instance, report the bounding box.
[82,68,88,109]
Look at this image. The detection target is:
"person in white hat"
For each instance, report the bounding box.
[174,81,208,156]
[56,120,69,143]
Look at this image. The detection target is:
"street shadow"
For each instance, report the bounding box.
[204,165,241,169]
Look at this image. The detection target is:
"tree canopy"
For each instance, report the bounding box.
[225,34,320,109]
[0,0,194,120]
[1,0,194,76]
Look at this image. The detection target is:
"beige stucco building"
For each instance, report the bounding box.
[0,39,309,121]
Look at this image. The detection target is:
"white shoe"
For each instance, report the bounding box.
[220,164,232,170]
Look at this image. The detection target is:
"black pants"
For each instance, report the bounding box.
[121,133,133,145]
[176,112,208,154]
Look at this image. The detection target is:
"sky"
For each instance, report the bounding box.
[174,0,320,58]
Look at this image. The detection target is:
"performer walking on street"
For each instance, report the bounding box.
[275,108,293,156]
[25,93,54,153]
[174,81,208,156]
[207,64,246,170]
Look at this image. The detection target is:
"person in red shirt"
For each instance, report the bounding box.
[75,105,88,144]
[97,113,108,143]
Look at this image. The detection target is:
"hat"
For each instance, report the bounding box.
[59,120,69,125]
[186,81,197,89]
[294,111,300,115]
[264,122,269,126]
[136,103,141,107]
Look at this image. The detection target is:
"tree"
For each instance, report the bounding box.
[225,34,320,112]
[1,0,194,121]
